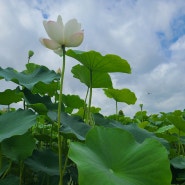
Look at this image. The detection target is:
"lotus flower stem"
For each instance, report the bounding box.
[57,45,66,185]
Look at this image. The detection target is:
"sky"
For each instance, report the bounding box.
[0,0,185,117]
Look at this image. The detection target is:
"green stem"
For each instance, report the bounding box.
[140,104,143,122]
[58,45,66,185]
[28,55,31,63]
[2,161,12,179]
[0,144,2,170]
[41,174,46,185]
[116,101,119,121]
[181,143,185,155]
[87,70,93,125]
[7,105,10,112]
[116,101,118,115]
[63,151,69,175]
[50,122,53,148]
[178,129,181,155]
[83,87,89,120]
[47,175,50,185]
[177,130,185,155]
[19,160,24,185]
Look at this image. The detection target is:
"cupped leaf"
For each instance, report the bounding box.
[71,64,113,88]
[0,65,59,90]
[1,132,35,161]
[22,88,59,114]
[27,103,48,115]
[0,87,23,105]
[0,109,37,142]
[167,110,185,132]
[32,81,59,96]
[63,94,85,110]
[69,126,171,185]
[137,121,149,128]
[103,88,137,104]
[25,149,59,176]
[24,62,41,74]
[73,106,101,118]
[67,49,131,73]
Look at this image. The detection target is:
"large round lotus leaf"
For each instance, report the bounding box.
[25,149,59,176]
[69,127,171,185]
[0,109,37,142]
[22,88,58,114]
[103,88,137,104]
[1,132,35,161]
[71,64,113,88]
[0,65,59,90]
[60,112,91,141]
[66,49,131,73]
[0,87,23,105]
[167,111,185,132]
[62,94,85,109]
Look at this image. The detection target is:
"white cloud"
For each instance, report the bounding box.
[1,0,185,117]
[170,35,185,51]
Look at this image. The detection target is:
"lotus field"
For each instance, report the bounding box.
[0,15,185,185]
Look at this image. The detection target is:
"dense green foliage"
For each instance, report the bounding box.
[0,49,183,185]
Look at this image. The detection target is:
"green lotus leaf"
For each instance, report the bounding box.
[63,94,85,110]
[155,125,175,134]
[0,109,37,142]
[25,149,59,176]
[66,49,131,73]
[0,65,59,90]
[0,158,9,176]
[0,175,19,185]
[32,81,59,96]
[1,132,35,161]
[27,103,48,115]
[69,126,171,185]
[137,121,149,128]
[0,87,23,105]
[48,111,91,141]
[71,64,113,88]
[103,88,137,104]
[73,106,101,118]
[60,112,91,140]
[167,111,185,132]
[22,88,59,113]
[24,63,41,74]
[171,156,185,169]
[93,113,169,148]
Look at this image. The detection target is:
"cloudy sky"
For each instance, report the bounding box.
[1,0,185,117]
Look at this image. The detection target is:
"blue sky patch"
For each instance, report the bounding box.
[171,14,185,43]
[156,31,171,57]
[35,0,50,19]
[156,14,185,57]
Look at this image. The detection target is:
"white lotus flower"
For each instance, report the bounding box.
[40,15,84,55]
